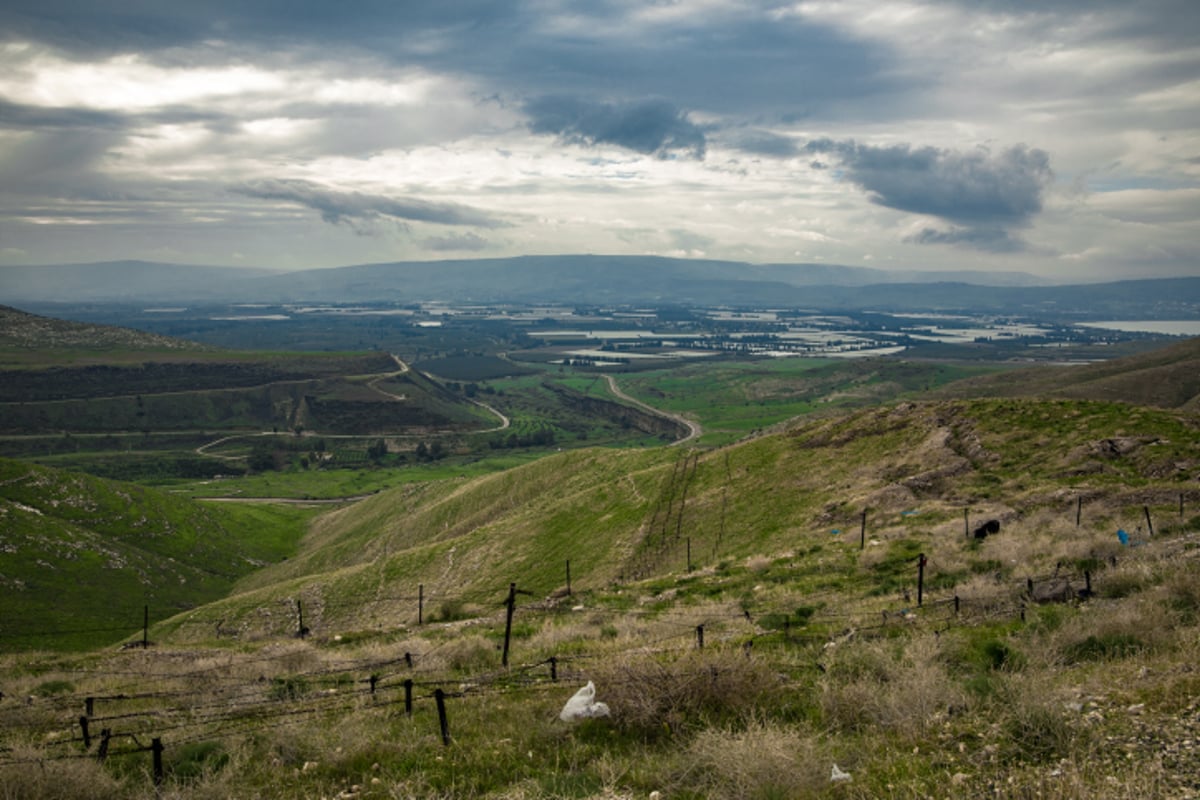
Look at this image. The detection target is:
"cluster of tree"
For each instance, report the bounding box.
[445,381,498,398]
[414,441,446,461]
[489,427,556,449]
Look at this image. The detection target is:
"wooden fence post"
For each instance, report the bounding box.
[435,689,451,746]
[296,600,307,639]
[964,508,970,538]
[85,697,94,718]
[418,585,424,625]
[1076,496,1082,527]
[79,716,91,749]
[151,737,164,787]
[549,656,558,682]
[1144,505,1154,537]
[404,651,413,669]
[860,509,867,551]
[403,679,413,717]
[97,729,111,761]
[917,554,927,607]
[696,624,705,649]
[502,583,517,668]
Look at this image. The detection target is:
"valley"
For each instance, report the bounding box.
[0,301,1198,799]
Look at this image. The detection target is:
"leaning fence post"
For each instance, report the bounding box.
[79,716,91,749]
[434,688,451,746]
[502,583,517,668]
[1144,505,1154,537]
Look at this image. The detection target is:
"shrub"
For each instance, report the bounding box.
[587,650,781,740]
[674,720,829,800]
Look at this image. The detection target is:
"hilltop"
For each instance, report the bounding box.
[0,304,212,363]
[935,335,1200,410]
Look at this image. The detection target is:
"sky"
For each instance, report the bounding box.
[1,1,1198,281]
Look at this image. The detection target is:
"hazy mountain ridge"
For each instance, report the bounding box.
[0,255,1077,306]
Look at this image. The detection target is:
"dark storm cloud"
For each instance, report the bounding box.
[233,178,506,229]
[524,96,706,158]
[806,139,1052,224]
[906,226,1025,253]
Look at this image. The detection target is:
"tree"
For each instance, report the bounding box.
[367,439,388,461]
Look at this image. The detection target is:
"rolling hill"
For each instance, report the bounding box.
[935,335,1200,410]
[0,457,314,651]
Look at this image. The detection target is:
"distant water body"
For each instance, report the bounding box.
[1078,321,1200,336]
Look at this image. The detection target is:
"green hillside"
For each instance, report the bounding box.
[934,335,1200,410]
[155,396,1198,641]
[0,458,316,650]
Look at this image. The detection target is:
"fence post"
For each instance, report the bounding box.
[79,716,91,749]
[296,599,307,639]
[860,509,867,550]
[418,584,424,625]
[1144,505,1154,537]
[85,697,94,718]
[954,595,960,616]
[696,624,704,649]
[565,560,571,596]
[964,508,969,538]
[917,554,927,607]
[549,656,558,682]
[1076,496,1082,527]
[369,675,378,695]
[502,583,517,668]
[404,651,413,669]
[151,737,164,787]
[404,679,414,717]
[435,688,451,746]
[97,729,111,761]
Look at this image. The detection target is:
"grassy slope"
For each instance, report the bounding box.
[933,335,1200,410]
[0,458,317,650]
[162,396,1199,641]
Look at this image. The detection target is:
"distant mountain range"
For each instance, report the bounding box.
[1,256,1198,317]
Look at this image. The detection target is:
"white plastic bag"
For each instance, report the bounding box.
[559,681,610,722]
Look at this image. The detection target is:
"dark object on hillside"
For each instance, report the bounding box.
[973,519,1001,539]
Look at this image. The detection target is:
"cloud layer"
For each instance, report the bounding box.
[0,1,1196,279]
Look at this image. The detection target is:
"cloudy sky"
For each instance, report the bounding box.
[1,0,1198,281]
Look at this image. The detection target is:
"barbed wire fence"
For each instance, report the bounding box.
[2,509,1197,788]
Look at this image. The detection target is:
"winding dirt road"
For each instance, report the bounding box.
[602,374,702,445]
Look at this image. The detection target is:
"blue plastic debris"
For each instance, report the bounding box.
[831,529,841,535]
[1117,529,1129,546]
